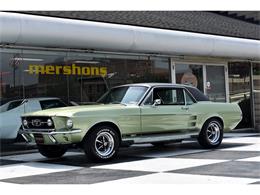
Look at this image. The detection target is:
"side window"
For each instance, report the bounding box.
[153,88,185,105]
[185,90,195,105]
[7,100,23,111]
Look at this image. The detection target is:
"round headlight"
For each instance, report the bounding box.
[23,119,28,126]
[66,119,73,129]
[47,119,53,127]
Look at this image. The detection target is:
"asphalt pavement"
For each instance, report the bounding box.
[0,132,259,184]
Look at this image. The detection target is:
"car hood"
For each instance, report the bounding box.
[22,104,129,117]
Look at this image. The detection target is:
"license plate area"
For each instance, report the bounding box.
[34,134,44,144]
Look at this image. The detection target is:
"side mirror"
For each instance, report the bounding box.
[152,99,161,107]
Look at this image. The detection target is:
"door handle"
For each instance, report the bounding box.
[181,106,189,110]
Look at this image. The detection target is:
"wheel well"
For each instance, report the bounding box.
[203,117,224,129]
[82,122,122,143]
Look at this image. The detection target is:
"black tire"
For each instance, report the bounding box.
[38,145,67,158]
[198,119,223,149]
[83,125,120,162]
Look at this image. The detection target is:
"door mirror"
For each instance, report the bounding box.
[152,99,161,107]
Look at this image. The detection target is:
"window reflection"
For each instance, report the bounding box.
[0,49,170,106]
[175,64,203,92]
[253,63,260,129]
[206,66,226,102]
[0,51,24,103]
[97,86,148,105]
[228,62,252,128]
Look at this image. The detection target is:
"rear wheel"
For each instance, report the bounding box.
[38,145,67,158]
[198,119,223,149]
[83,126,119,162]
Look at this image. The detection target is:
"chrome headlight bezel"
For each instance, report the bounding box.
[66,119,73,129]
[47,119,53,127]
[22,119,28,127]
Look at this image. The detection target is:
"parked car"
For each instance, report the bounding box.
[20,83,242,162]
[0,97,68,140]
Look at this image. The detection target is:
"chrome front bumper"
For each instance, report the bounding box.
[19,129,82,144]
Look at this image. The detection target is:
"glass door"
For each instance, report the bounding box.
[173,62,227,102]
[205,65,227,102]
[174,63,204,92]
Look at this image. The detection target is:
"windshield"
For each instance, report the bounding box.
[97,86,148,105]
[40,99,67,110]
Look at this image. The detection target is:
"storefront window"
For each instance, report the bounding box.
[253,63,260,130]
[229,62,252,129]
[253,63,260,92]
[0,48,170,105]
[67,53,170,103]
[175,63,203,91]
[0,49,24,104]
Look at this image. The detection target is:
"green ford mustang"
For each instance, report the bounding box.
[20,83,242,162]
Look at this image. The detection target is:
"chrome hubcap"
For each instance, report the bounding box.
[206,122,221,144]
[95,131,114,157]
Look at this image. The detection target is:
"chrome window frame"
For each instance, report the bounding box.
[97,85,151,106]
[140,85,189,106]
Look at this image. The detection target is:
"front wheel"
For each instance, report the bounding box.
[38,145,67,158]
[83,126,119,162]
[198,119,223,149]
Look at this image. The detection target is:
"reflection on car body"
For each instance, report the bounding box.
[20,83,242,162]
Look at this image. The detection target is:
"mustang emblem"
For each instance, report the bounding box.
[32,119,42,127]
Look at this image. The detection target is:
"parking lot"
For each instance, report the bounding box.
[0,133,260,184]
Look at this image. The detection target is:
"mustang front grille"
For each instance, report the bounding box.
[22,116,55,129]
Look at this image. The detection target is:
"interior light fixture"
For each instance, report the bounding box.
[74,60,99,64]
[12,58,43,62]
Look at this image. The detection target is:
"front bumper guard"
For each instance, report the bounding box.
[19,129,82,144]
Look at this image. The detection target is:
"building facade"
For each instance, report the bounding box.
[0,11,259,130]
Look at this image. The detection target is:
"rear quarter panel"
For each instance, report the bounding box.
[192,102,242,131]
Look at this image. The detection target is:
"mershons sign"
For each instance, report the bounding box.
[28,64,107,77]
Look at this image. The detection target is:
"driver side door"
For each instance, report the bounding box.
[140,87,192,134]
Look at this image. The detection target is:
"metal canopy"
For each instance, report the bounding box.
[0,12,260,60]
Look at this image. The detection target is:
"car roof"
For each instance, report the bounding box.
[117,83,195,88]
[115,83,209,102]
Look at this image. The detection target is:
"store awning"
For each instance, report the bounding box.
[0,12,260,60]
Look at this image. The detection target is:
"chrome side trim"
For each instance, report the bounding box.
[19,129,82,135]
[122,133,198,144]
[22,128,55,132]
